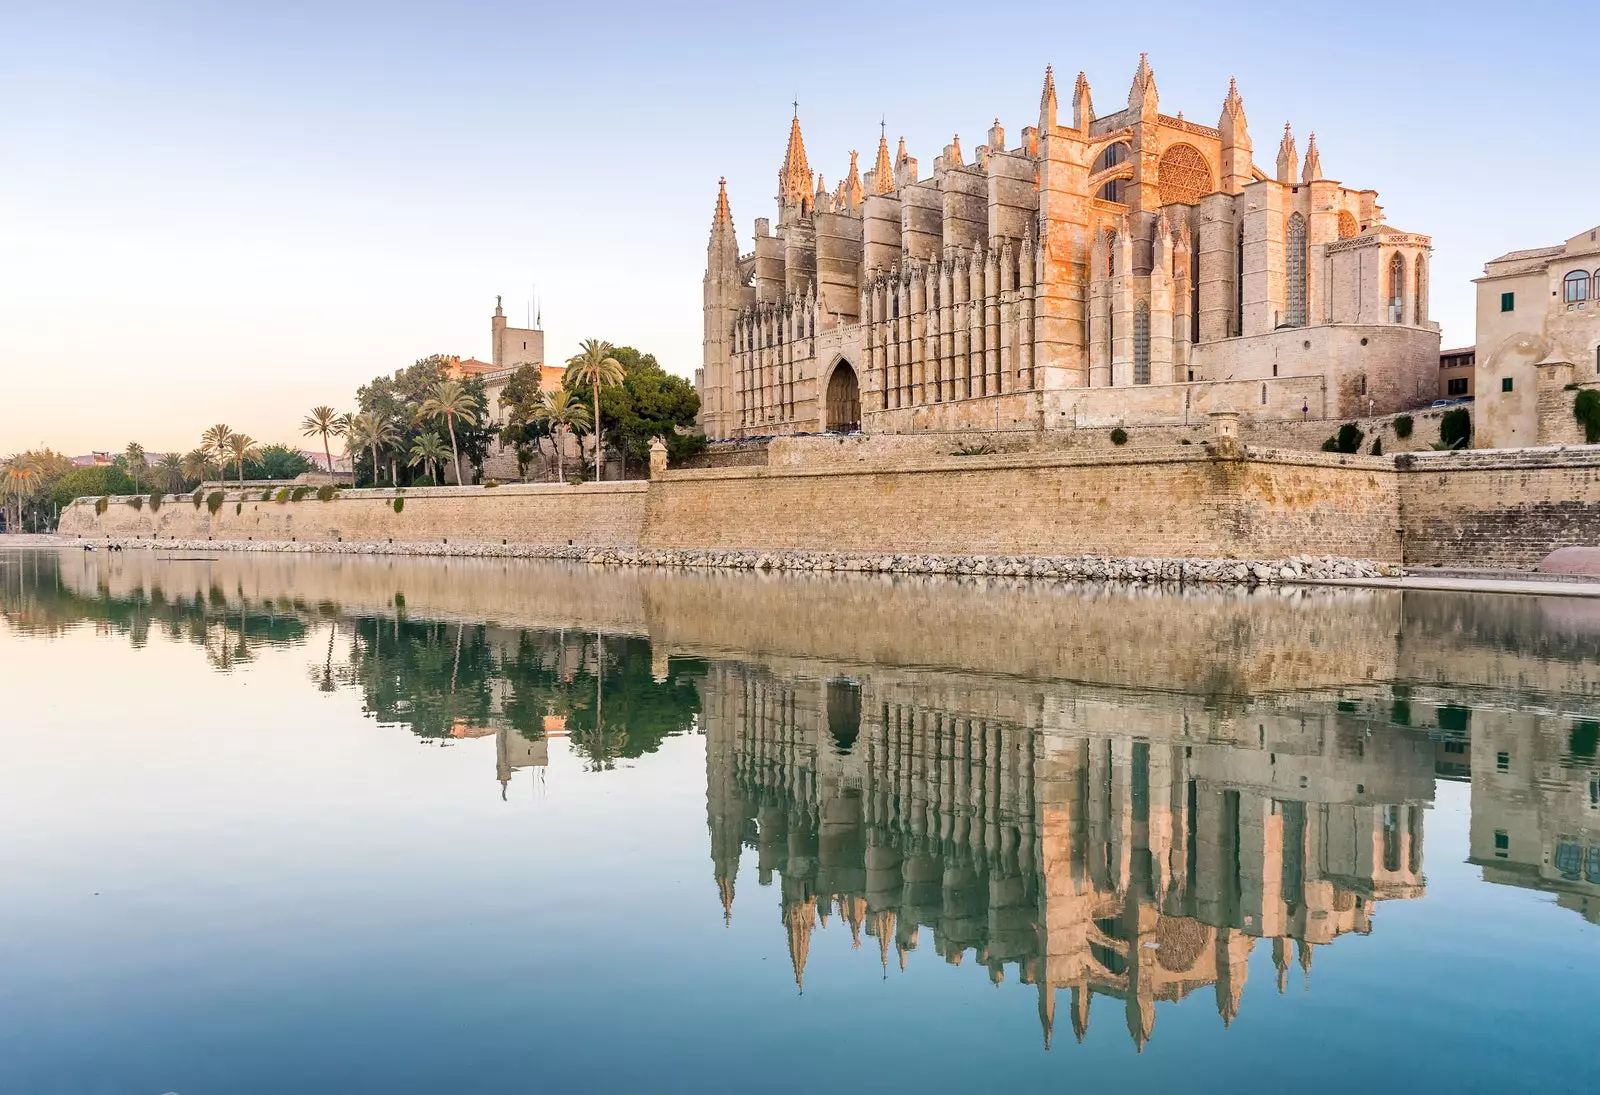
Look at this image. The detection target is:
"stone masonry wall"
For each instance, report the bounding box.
[58,482,650,548]
[643,447,1402,562]
[1398,448,1600,568]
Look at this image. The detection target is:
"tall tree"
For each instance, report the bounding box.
[157,452,185,492]
[201,423,233,484]
[535,388,591,483]
[596,347,705,473]
[564,339,624,481]
[225,433,259,489]
[407,432,449,485]
[123,442,146,491]
[300,405,345,483]
[419,379,480,486]
[181,449,211,487]
[345,412,396,486]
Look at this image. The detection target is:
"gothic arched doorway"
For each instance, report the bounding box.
[825,361,861,433]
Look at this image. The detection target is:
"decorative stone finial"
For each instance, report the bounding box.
[778,111,812,206]
[713,176,732,226]
[1039,64,1058,130]
[1302,132,1323,182]
[1276,122,1298,183]
[871,130,894,194]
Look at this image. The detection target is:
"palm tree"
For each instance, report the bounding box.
[345,412,396,487]
[300,405,345,485]
[564,339,624,481]
[123,442,146,491]
[157,452,185,492]
[408,432,449,485]
[201,423,233,484]
[181,449,211,488]
[419,380,480,486]
[3,455,37,533]
[225,432,259,489]
[535,388,591,483]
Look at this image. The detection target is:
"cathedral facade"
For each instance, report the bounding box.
[697,56,1439,440]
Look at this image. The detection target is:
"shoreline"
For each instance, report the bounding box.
[3,533,1396,586]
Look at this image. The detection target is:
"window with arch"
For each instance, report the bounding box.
[1565,270,1592,304]
[1092,142,1129,203]
[1261,383,1268,405]
[1388,252,1407,324]
[1133,302,1151,384]
[1157,144,1214,206]
[1337,210,1359,240]
[1104,229,1117,278]
[1286,213,1308,328]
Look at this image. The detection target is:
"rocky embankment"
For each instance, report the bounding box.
[35,536,1397,585]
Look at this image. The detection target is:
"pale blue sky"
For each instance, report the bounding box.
[2,1,1592,454]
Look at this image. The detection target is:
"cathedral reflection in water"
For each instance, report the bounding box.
[703,663,1434,1049]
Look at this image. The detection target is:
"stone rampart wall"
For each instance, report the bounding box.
[1398,448,1600,568]
[58,482,649,548]
[643,447,1402,562]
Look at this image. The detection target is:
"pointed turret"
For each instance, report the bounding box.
[844,150,863,208]
[718,874,735,927]
[1273,937,1289,994]
[1298,938,1314,990]
[1039,65,1058,131]
[1302,132,1323,182]
[713,176,732,227]
[1276,122,1298,184]
[1071,983,1091,1043]
[1218,78,1253,194]
[1038,983,1056,1050]
[778,108,813,208]
[1073,71,1093,133]
[785,895,816,993]
[871,130,894,195]
[1128,52,1158,117]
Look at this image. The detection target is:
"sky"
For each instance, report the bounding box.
[2,0,1594,456]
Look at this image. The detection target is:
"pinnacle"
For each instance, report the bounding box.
[713,176,732,226]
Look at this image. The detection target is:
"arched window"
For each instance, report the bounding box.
[1565,270,1592,304]
[1157,143,1214,206]
[1286,213,1308,328]
[1388,252,1407,324]
[1092,142,1129,203]
[1337,210,1359,239]
[1134,302,1151,384]
[1104,229,1118,278]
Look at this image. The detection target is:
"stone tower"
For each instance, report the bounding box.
[699,178,741,440]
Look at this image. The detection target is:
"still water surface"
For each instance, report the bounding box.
[2,547,1598,1093]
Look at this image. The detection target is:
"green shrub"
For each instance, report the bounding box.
[1110,428,1129,446]
[1320,437,1339,452]
[149,491,164,511]
[128,495,144,511]
[275,488,291,504]
[1369,437,1384,456]
[1574,389,1600,444]
[291,486,312,502]
[316,484,336,502]
[483,479,499,488]
[260,490,273,502]
[95,495,109,516]
[952,444,994,457]
[234,501,242,515]
[1335,422,1365,454]
[392,496,405,514]
[1440,407,1472,449]
[192,489,204,508]
[1394,414,1413,439]
[206,491,224,514]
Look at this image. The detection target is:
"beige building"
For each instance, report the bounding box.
[1473,226,1600,448]
[698,56,1439,440]
[1439,346,1474,401]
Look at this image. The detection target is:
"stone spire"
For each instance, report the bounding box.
[844,150,863,208]
[1219,76,1246,128]
[1276,122,1298,183]
[1128,52,1158,115]
[1039,64,1058,130]
[1073,71,1093,132]
[712,176,732,227]
[1038,983,1056,1050]
[1071,984,1091,1043]
[871,130,894,194]
[1218,78,1253,193]
[785,896,816,993]
[778,108,812,206]
[1302,132,1323,182]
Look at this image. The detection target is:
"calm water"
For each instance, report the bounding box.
[2,547,1598,1094]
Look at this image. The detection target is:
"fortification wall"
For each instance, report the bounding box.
[1398,448,1600,568]
[642,447,1402,562]
[57,482,649,548]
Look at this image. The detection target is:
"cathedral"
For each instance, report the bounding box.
[697,56,1440,440]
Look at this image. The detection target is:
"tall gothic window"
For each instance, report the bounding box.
[1105,229,1117,278]
[1235,222,1245,336]
[1565,270,1592,303]
[1092,142,1129,203]
[1134,302,1151,384]
[1388,252,1407,324]
[1286,213,1308,328]
[1190,242,1201,344]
